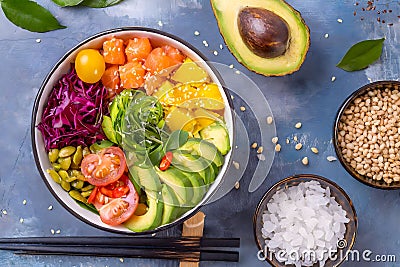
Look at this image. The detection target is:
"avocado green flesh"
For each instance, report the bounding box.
[156,167,194,208]
[130,165,162,192]
[200,123,231,156]
[181,171,207,205]
[171,152,209,173]
[180,138,224,167]
[161,184,180,225]
[124,192,163,232]
[210,0,310,76]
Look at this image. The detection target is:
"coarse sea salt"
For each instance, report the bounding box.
[261,180,349,267]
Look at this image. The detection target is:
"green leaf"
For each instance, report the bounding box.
[76,200,99,215]
[336,38,385,72]
[1,0,66,33]
[80,0,124,8]
[89,140,114,153]
[51,0,84,7]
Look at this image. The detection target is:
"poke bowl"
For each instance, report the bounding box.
[31,27,234,235]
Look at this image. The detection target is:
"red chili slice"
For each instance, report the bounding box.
[159,151,173,171]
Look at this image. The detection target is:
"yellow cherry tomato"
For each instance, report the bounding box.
[75,49,105,83]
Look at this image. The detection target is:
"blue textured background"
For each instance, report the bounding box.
[0,0,399,266]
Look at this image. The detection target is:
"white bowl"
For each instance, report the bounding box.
[31,27,234,234]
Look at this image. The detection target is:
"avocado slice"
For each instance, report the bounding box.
[209,162,220,184]
[180,138,224,167]
[130,165,162,192]
[171,152,210,173]
[210,0,310,76]
[161,184,180,225]
[180,171,207,206]
[124,191,163,232]
[199,122,231,155]
[156,167,194,208]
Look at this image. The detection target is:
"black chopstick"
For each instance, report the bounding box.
[7,245,239,262]
[0,236,239,249]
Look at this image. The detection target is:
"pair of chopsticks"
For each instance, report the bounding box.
[0,236,240,262]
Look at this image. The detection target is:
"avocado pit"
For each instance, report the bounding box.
[238,7,290,58]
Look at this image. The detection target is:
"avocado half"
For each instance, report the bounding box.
[210,0,310,76]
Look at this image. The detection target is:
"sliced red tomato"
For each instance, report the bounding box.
[125,37,152,62]
[81,147,126,187]
[87,186,99,204]
[99,177,139,226]
[99,175,130,198]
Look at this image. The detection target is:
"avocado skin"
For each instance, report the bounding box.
[210,0,310,76]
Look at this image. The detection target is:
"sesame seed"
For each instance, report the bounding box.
[311,147,319,154]
[235,70,241,75]
[257,146,264,154]
[219,44,223,49]
[202,40,209,47]
[286,138,290,144]
[295,143,303,150]
[275,144,281,152]
[36,39,41,43]
[331,76,336,82]
[293,136,298,142]
[302,157,309,165]
[272,137,278,144]
[327,156,337,162]
[231,95,234,100]
[50,229,55,235]
[19,218,24,223]
[324,33,329,38]
[234,181,240,189]
[233,161,240,170]
[48,205,53,210]
[119,258,124,263]
[2,210,7,215]
[295,122,302,129]
[56,229,61,234]
[213,50,218,56]
[194,30,200,36]
[158,20,163,27]
[240,106,246,111]
[267,116,273,124]
[337,18,343,23]
[251,142,258,149]
[22,200,27,205]
[229,64,234,69]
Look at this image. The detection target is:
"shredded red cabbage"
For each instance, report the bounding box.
[38,67,109,151]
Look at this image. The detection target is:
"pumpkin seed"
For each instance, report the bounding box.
[58,146,76,158]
